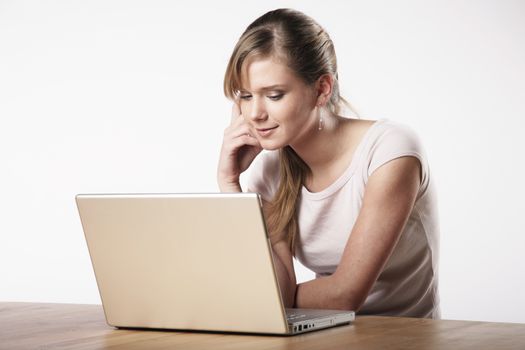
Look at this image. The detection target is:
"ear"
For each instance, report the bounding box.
[315,74,334,106]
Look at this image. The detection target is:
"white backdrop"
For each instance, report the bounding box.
[1,0,524,323]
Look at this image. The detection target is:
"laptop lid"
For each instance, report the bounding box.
[76,193,290,334]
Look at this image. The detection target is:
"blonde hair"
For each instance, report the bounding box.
[223,8,359,254]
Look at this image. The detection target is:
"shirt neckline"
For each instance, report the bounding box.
[301,118,388,201]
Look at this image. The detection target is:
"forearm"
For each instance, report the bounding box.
[294,274,362,311]
[218,180,242,193]
[272,249,296,307]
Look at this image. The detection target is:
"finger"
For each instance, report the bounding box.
[224,126,259,147]
[224,112,252,134]
[227,123,254,139]
[230,95,242,123]
[229,134,262,150]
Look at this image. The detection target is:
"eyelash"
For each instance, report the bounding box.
[239,94,283,101]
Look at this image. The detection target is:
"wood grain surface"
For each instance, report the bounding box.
[2,302,525,350]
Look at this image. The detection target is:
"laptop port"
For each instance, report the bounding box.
[299,325,303,331]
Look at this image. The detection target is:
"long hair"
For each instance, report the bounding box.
[223,8,359,254]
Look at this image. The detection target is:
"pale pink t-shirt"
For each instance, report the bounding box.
[245,118,440,318]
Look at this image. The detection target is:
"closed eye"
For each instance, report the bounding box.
[239,94,284,101]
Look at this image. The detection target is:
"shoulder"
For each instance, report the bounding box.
[371,119,423,151]
[365,119,427,177]
[243,150,281,201]
[247,150,280,179]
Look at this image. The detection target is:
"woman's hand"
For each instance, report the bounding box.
[217,98,263,192]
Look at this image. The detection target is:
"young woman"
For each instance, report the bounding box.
[217,8,440,318]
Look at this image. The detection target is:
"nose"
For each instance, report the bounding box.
[247,96,268,121]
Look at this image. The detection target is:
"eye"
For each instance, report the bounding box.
[239,94,283,101]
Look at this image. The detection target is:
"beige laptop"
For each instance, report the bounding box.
[76,193,354,335]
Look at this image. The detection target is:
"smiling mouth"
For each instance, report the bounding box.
[256,126,278,132]
[255,125,278,137]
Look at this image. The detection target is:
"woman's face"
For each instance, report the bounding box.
[238,56,319,150]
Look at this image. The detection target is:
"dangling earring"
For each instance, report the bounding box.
[318,105,324,131]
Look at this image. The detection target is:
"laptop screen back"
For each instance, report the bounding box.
[76,193,289,334]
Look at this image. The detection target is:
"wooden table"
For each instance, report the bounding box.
[2,302,525,349]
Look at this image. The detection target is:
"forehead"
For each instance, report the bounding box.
[240,56,303,92]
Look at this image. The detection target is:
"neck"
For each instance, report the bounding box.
[289,108,349,176]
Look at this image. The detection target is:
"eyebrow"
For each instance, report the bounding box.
[239,84,288,93]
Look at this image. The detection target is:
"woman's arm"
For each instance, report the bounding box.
[271,240,297,307]
[258,199,297,307]
[217,99,263,193]
[294,156,422,311]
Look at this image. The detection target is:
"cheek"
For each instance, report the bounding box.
[273,102,303,120]
[283,103,313,124]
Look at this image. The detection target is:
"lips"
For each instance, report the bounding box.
[256,125,278,137]
[256,126,278,132]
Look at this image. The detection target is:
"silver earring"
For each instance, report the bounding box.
[318,105,324,131]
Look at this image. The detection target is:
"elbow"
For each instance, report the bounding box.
[330,276,368,312]
[332,294,365,312]
[345,298,366,313]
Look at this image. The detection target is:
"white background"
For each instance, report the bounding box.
[1,0,524,323]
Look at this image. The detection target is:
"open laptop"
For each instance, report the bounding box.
[75,193,354,335]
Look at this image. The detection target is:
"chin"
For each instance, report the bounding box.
[258,139,285,151]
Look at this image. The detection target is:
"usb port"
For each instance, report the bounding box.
[299,325,303,331]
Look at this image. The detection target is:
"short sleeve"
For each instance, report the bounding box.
[367,122,429,190]
[243,150,281,202]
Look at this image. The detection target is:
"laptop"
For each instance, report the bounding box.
[75,193,354,335]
